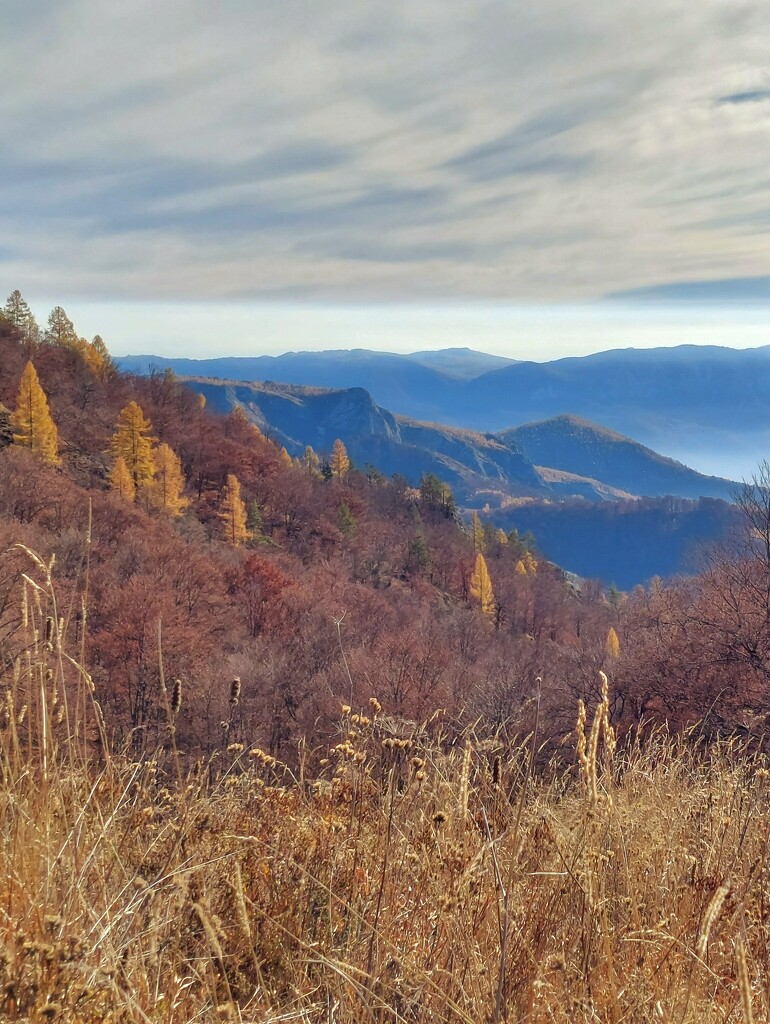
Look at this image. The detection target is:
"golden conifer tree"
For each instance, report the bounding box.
[147,443,188,517]
[470,552,495,619]
[83,335,115,379]
[330,438,351,481]
[218,473,249,545]
[303,445,321,477]
[109,401,155,494]
[11,361,60,464]
[470,510,485,553]
[523,551,538,574]
[606,626,620,660]
[515,559,527,575]
[496,528,508,546]
[109,456,135,501]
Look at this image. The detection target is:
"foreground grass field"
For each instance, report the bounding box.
[2,546,769,1022]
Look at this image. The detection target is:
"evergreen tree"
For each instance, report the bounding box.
[606,627,620,660]
[337,503,357,538]
[109,400,155,494]
[330,438,351,481]
[11,361,60,464]
[406,532,430,574]
[147,443,188,517]
[218,473,248,545]
[109,456,135,501]
[246,500,264,537]
[4,290,38,343]
[419,473,458,521]
[470,553,495,619]
[44,306,78,348]
[0,404,13,449]
[470,510,485,553]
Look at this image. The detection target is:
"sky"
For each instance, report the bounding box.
[3,0,770,358]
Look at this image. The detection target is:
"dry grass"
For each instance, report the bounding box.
[2,547,770,1022]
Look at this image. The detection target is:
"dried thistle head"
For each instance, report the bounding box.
[229,677,241,706]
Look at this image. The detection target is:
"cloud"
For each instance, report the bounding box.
[2,0,770,303]
[717,89,770,105]
[608,275,770,304]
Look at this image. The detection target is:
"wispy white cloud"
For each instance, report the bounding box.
[3,0,770,303]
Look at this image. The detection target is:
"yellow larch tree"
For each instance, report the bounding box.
[515,559,528,575]
[109,456,135,501]
[330,438,351,481]
[109,400,155,495]
[218,473,249,545]
[83,335,116,379]
[470,552,495,620]
[606,627,620,660]
[303,445,321,477]
[146,443,188,517]
[11,361,60,464]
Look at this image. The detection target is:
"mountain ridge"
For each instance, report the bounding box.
[183,376,737,503]
[117,344,770,477]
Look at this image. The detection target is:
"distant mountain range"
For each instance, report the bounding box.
[117,344,770,478]
[184,377,737,504]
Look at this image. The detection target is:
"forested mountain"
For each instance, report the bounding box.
[501,415,735,500]
[183,376,737,504]
[189,377,545,497]
[120,344,770,477]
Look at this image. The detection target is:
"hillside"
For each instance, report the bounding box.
[0,308,624,765]
[183,377,740,505]
[121,344,770,477]
[501,415,736,500]
[187,376,546,497]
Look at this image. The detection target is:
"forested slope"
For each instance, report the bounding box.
[2,296,770,760]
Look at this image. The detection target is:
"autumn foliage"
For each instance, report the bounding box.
[1,290,770,768]
[6,291,770,1021]
[11,361,59,464]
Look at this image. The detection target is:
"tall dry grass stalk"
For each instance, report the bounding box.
[1,546,770,1021]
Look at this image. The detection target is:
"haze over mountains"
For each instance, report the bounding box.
[118,344,770,479]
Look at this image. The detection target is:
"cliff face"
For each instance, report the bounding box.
[184,378,548,497]
[183,378,739,505]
